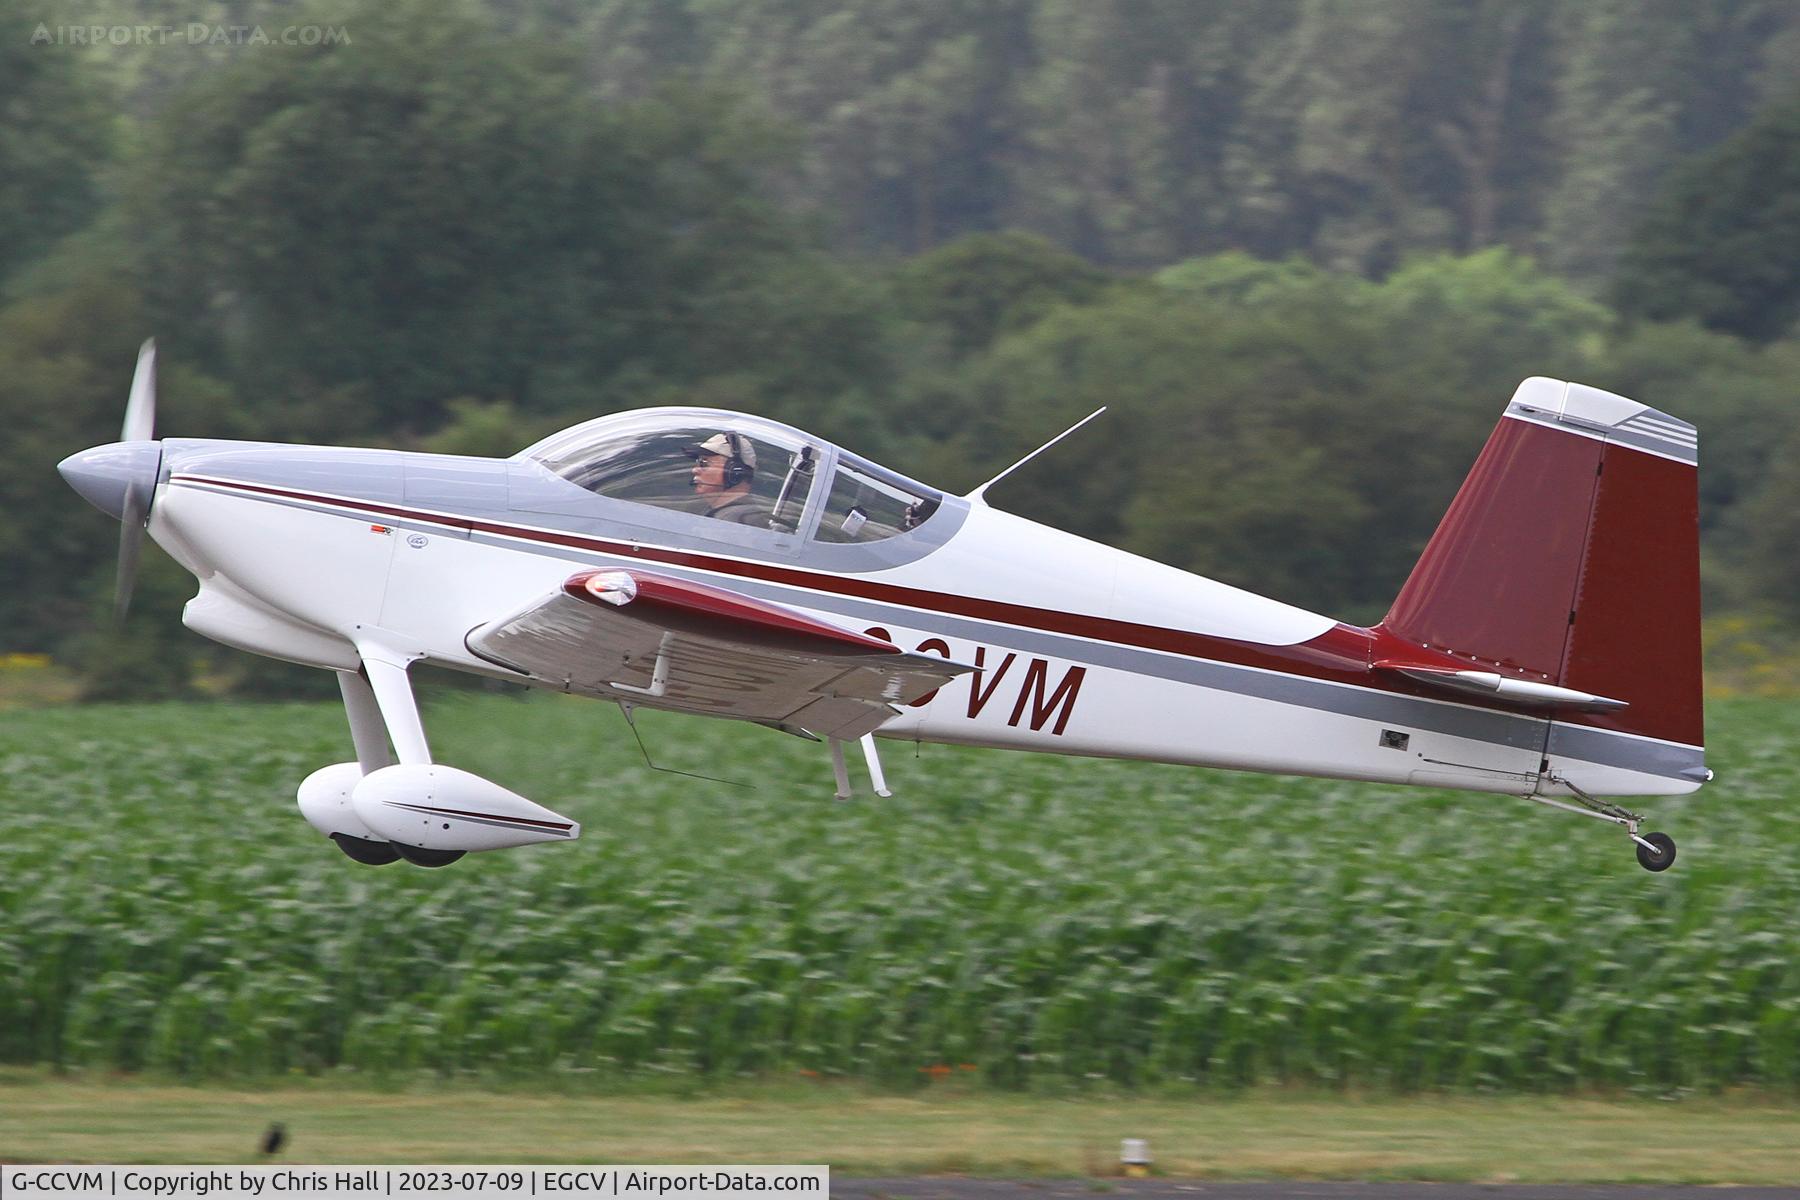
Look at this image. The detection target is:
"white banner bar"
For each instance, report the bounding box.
[1,1168,828,1200]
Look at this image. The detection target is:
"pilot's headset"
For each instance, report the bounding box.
[700,431,754,486]
[722,432,754,486]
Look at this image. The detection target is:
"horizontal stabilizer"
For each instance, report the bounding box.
[1374,661,1627,711]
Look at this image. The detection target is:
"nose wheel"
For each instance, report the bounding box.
[331,832,401,865]
[392,843,466,868]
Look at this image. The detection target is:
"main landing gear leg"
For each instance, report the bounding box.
[1533,776,1677,872]
[342,641,463,868]
[356,649,431,766]
[324,670,404,866]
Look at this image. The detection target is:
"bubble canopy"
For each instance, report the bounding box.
[517,407,943,544]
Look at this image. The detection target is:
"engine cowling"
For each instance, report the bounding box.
[351,764,581,852]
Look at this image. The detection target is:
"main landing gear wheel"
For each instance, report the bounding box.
[392,843,466,868]
[331,833,401,866]
[1634,831,1677,872]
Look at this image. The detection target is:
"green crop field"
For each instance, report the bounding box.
[2,690,1797,1094]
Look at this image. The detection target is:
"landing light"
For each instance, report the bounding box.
[583,570,638,606]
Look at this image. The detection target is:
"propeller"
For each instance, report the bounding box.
[113,339,158,627]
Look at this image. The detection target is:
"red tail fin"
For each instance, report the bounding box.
[1378,378,1702,750]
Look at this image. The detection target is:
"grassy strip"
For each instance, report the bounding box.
[1,1074,1798,1182]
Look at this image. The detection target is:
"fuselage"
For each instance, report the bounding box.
[139,427,1702,802]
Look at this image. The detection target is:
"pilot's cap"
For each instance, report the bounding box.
[692,432,755,469]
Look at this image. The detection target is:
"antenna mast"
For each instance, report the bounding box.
[965,407,1107,502]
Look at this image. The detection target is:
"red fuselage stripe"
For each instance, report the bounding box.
[170,474,1670,742]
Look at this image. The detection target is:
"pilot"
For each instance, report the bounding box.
[689,431,770,527]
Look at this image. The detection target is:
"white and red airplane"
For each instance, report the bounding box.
[61,342,1705,870]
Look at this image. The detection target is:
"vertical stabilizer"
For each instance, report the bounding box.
[1378,379,1703,778]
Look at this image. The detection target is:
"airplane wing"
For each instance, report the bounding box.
[465,568,972,740]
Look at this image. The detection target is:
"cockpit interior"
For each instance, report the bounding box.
[519,408,944,546]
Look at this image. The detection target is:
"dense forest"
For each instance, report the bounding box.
[5,0,1800,697]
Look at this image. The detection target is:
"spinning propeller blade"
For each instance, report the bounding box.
[122,338,156,443]
[113,339,158,627]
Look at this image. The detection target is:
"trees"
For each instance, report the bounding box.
[0,280,146,652]
[893,231,1109,359]
[1006,0,1293,265]
[128,2,866,439]
[1612,94,1800,342]
[928,251,1611,618]
[477,0,1800,277]
[131,3,659,434]
[1544,0,1796,282]
[10,0,1800,684]
[1739,424,1800,622]
[680,0,1033,253]
[0,12,112,288]
[1262,0,1567,266]
[49,0,1800,275]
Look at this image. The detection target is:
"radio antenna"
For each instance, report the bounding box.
[965,407,1107,502]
